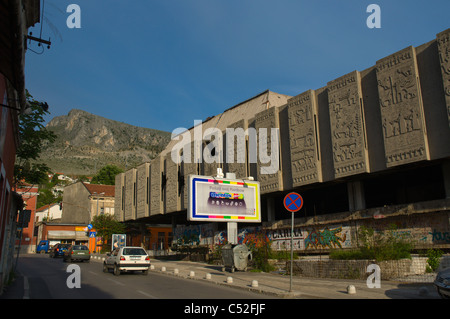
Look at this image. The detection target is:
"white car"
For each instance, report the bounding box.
[103,246,151,275]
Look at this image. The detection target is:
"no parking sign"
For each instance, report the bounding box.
[283,192,303,213]
[283,192,303,292]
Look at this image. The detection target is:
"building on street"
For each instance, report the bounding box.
[0,0,41,293]
[35,202,62,223]
[61,181,115,224]
[116,29,450,257]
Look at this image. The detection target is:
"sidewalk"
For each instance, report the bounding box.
[92,255,441,299]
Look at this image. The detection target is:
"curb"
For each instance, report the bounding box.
[145,261,326,299]
[91,256,330,298]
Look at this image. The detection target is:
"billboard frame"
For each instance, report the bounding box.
[188,174,261,223]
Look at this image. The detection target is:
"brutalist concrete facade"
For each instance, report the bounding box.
[116,30,450,249]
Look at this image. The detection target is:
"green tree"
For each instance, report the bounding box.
[14,91,56,187]
[91,214,126,252]
[36,188,62,209]
[91,165,123,185]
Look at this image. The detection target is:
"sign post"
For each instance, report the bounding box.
[283,192,303,292]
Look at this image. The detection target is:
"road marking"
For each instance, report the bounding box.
[107,278,125,286]
[88,271,98,276]
[137,290,158,299]
[23,276,30,299]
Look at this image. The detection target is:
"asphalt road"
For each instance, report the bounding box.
[3,254,276,300]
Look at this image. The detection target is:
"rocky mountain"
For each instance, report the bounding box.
[39,109,172,176]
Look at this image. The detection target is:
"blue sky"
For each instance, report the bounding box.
[25,0,449,133]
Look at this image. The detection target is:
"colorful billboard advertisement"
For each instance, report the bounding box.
[188,175,261,222]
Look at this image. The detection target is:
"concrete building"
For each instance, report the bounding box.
[116,29,450,253]
[62,181,115,224]
[0,0,40,294]
[35,222,90,247]
[14,185,38,253]
[35,203,62,222]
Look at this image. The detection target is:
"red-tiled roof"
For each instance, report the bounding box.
[83,183,115,197]
[36,203,59,212]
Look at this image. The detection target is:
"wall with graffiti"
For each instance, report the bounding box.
[173,224,217,247]
[173,211,450,251]
[173,224,352,251]
[269,225,352,251]
[363,211,450,247]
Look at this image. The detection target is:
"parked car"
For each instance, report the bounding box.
[63,245,90,263]
[49,243,70,258]
[36,240,50,254]
[434,267,450,299]
[103,246,150,276]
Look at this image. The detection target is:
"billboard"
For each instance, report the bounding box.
[112,234,126,250]
[188,175,261,222]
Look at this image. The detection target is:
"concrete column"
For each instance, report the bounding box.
[139,223,146,248]
[348,180,366,211]
[267,197,275,222]
[227,222,238,245]
[443,160,450,199]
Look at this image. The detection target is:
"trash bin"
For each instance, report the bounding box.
[221,244,252,272]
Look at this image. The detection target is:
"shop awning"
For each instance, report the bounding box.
[48,230,76,239]
[47,231,89,240]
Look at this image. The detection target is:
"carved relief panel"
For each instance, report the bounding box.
[124,168,136,220]
[165,154,180,213]
[181,142,198,210]
[150,156,163,216]
[376,46,429,167]
[327,71,369,178]
[437,29,450,126]
[225,119,248,179]
[287,90,322,186]
[114,173,124,222]
[136,163,149,219]
[254,106,282,194]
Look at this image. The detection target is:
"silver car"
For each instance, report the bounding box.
[434,267,450,299]
[103,246,151,275]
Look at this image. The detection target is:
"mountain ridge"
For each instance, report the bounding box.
[39,108,172,176]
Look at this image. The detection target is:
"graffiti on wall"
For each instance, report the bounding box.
[304,227,347,249]
[268,226,352,251]
[173,212,450,250]
[213,227,270,248]
[175,224,352,251]
[174,224,216,246]
[429,229,450,243]
[364,212,450,246]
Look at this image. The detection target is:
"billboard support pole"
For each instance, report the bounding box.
[283,192,304,293]
[227,222,238,245]
[224,171,238,245]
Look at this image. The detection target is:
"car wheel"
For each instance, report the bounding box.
[114,264,121,276]
[103,263,109,273]
[142,269,148,275]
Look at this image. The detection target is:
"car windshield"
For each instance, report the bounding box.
[122,248,147,256]
[73,245,88,250]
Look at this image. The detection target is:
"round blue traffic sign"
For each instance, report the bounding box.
[283,192,303,212]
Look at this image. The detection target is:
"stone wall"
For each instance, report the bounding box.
[288,255,450,280]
